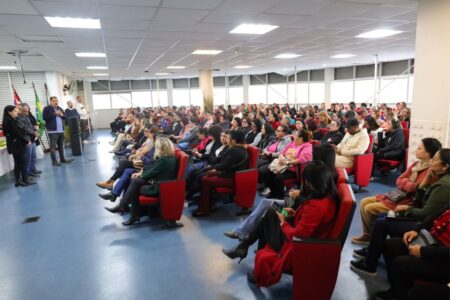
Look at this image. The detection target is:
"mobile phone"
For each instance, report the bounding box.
[271,202,289,217]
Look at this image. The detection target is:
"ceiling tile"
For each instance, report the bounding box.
[0,0,39,15]
[161,0,222,10]
[99,4,157,20]
[352,5,413,20]
[154,8,210,23]
[314,2,377,18]
[216,0,283,13]
[101,19,151,30]
[267,0,334,15]
[31,1,99,18]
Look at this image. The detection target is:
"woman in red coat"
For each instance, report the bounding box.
[222,161,338,287]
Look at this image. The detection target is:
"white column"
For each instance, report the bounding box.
[242,75,250,104]
[166,79,174,107]
[199,69,214,112]
[410,0,450,159]
[324,68,334,109]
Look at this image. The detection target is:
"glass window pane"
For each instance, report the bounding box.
[298,83,308,104]
[249,85,267,104]
[330,81,353,102]
[213,88,226,106]
[92,94,111,110]
[268,84,287,104]
[354,79,376,103]
[229,87,244,105]
[288,83,296,103]
[408,76,414,103]
[111,93,131,109]
[380,77,408,104]
[131,91,151,108]
[151,91,168,107]
[172,89,190,107]
[309,82,324,104]
[190,88,203,106]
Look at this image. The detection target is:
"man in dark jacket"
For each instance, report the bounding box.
[20,103,42,176]
[43,96,72,166]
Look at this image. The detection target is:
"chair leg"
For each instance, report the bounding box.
[162,220,184,229]
[236,208,251,216]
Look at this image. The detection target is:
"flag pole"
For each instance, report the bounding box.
[7,72,14,104]
[33,82,50,152]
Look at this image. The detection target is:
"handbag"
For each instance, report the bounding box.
[410,229,439,247]
[385,187,407,203]
[268,158,289,175]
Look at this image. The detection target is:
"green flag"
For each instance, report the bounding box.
[33,83,45,137]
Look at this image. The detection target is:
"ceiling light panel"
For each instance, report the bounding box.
[330,54,355,59]
[356,29,403,39]
[167,66,186,69]
[86,66,108,69]
[230,23,279,35]
[44,17,101,29]
[275,53,301,59]
[93,73,109,76]
[234,65,252,69]
[76,52,106,58]
[192,49,223,55]
[0,66,18,70]
[155,73,171,76]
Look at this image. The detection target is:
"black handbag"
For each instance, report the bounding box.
[385,187,407,203]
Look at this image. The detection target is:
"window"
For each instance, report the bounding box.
[331,81,353,102]
[380,77,408,104]
[111,93,131,109]
[229,87,244,105]
[309,82,325,104]
[213,88,226,106]
[172,89,190,107]
[288,83,296,103]
[151,90,168,107]
[190,88,203,106]
[92,94,111,110]
[132,91,152,108]
[268,84,287,104]
[249,85,267,104]
[354,79,376,103]
[298,83,308,104]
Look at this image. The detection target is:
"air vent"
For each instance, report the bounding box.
[21,38,64,44]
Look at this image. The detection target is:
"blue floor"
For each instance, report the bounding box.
[0,130,398,300]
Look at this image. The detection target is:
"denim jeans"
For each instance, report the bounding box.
[178,142,189,150]
[26,142,37,175]
[112,168,137,196]
[234,198,285,240]
[185,161,205,178]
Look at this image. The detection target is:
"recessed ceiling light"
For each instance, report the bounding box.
[0,66,18,70]
[155,72,170,76]
[44,17,101,29]
[166,66,185,69]
[75,52,106,58]
[356,29,403,39]
[86,66,108,70]
[330,54,355,59]
[234,65,252,69]
[192,49,222,55]
[230,23,279,35]
[322,64,327,67]
[275,53,301,59]
[93,73,108,76]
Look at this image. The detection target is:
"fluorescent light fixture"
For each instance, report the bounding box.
[192,49,222,55]
[275,53,301,59]
[0,66,18,70]
[230,23,279,35]
[86,66,108,70]
[356,29,402,39]
[155,72,170,76]
[93,73,108,76]
[44,17,101,29]
[234,65,252,69]
[322,64,327,67]
[166,66,185,69]
[330,54,355,59]
[75,52,106,58]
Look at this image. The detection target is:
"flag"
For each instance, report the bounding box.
[13,87,22,106]
[33,83,45,137]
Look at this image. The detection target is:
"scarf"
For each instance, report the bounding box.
[409,159,432,182]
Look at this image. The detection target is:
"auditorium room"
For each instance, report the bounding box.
[0,0,449,299]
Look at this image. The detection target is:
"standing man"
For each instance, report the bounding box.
[74,96,89,143]
[43,96,72,166]
[20,103,42,176]
[64,100,80,147]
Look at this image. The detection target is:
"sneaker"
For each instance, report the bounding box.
[350,259,377,276]
[352,247,369,259]
[61,159,73,163]
[52,161,61,167]
[374,290,395,300]
[351,234,371,245]
[260,187,271,196]
[83,140,89,144]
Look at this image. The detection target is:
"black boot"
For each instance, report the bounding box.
[15,180,27,187]
[122,216,141,226]
[222,242,249,263]
[104,204,127,214]
[99,192,117,202]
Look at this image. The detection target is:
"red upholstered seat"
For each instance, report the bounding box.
[292,183,356,300]
[378,128,409,173]
[309,140,321,146]
[318,128,330,137]
[401,121,409,129]
[345,134,374,192]
[138,150,188,228]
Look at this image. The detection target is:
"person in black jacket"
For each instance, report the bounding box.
[374,207,450,300]
[374,118,405,163]
[193,130,249,217]
[2,105,36,187]
[320,120,344,145]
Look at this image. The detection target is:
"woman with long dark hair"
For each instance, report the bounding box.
[2,105,35,187]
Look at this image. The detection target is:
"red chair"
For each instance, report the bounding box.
[345,134,374,192]
[138,150,189,229]
[318,128,330,137]
[400,121,409,129]
[378,128,410,173]
[292,183,356,300]
[215,145,259,216]
[309,140,321,146]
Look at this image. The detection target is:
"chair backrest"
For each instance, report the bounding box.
[403,128,410,148]
[175,150,188,180]
[247,145,259,169]
[366,134,374,153]
[309,140,321,146]
[329,183,356,245]
[401,121,409,129]
[318,128,330,137]
[336,168,348,185]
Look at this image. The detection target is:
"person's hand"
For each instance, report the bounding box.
[34,125,39,130]
[34,131,38,137]
[408,245,421,258]
[276,211,285,224]
[278,157,286,166]
[289,189,301,199]
[403,231,418,245]
[394,205,410,212]
[27,141,31,145]
[207,169,218,177]
[131,173,140,179]
[283,207,296,217]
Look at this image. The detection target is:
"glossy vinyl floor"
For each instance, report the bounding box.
[0,131,397,300]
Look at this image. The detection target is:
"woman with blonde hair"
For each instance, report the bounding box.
[317,111,331,128]
[105,137,178,225]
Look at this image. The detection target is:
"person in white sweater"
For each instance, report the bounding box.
[333,118,370,168]
[74,96,90,141]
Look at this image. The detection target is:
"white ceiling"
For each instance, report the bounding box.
[0,0,418,80]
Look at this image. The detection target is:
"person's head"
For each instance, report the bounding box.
[318,111,330,124]
[208,125,222,141]
[3,105,18,123]
[269,112,278,122]
[306,119,317,131]
[262,123,274,136]
[346,118,360,135]
[251,119,262,133]
[197,128,208,140]
[344,110,356,121]
[415,138,442,161]
[313,144,336,174]
[333,103,341,112]
[349,101,356,111]
[189,116,198,126]
[67,100,73,109]
[228,129,245,146]
[180,117,189,127]
[275,125,289,139]
[219,115,227,123]
[364,116,380,132]
[76,96,83,103]
[50,96,58,107]
[154,137,175,159]
[398,101,407,110]
[430,149,450,175]
[241,117,250,128]
[400,108,410,119]
[20,103,30,114]
[232,117,241,128]
[294,129,310,145]
[220,130,229,145]
[280,115,291,126]
[302,161,337,200]
[329,120,341,132]
[387,118,401,132]
[295,119,304,131]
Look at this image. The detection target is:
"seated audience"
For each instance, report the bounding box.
[374,118,405,163]
[320,120,343,145]
[177,117,199,150]
[334,118,370,168]
[187,126,221,176]
[268,112,280,130]
[245,119,262,146]
[317,111,331,128]
[258,125,291,168]
[257,123,276,150]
